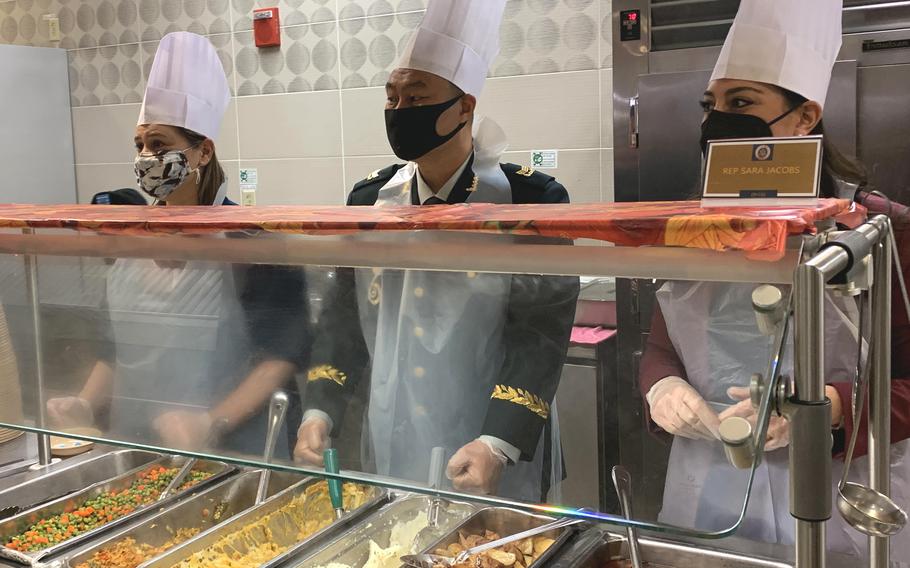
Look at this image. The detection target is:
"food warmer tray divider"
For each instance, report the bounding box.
[417,507,578,568]
[543,527,625,568]
[286,492,478,568]
[0,455,234,565]
[59,468,306,568]
[138,477,389,568]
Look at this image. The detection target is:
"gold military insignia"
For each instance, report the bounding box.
[491,385,550,419]
[366,169,381,181]
[516,166,535,177]
[307,364,347,387]
[467,175,479,192]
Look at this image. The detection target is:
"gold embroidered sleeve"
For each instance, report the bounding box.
[307,364,347,387]
[490,385,550,419]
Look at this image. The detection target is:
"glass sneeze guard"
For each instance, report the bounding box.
[0,200,852,540]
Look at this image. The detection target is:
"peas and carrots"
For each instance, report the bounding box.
[5,466,213,553]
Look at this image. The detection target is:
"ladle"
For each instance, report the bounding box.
[836,291,907,537]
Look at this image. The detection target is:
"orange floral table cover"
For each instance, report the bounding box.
[0,199,860,255]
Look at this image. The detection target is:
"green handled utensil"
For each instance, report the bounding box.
[323,448,344,519]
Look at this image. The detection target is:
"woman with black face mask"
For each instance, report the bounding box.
[698,80,868,201]
[639,0,910,563]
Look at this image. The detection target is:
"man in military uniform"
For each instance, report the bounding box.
[294,0,578,501]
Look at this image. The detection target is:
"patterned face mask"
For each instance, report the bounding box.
[134,147,198,201]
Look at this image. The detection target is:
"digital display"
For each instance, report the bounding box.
[620,10,641,42]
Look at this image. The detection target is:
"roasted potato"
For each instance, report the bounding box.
[488,550,516,566]
[518,538,534,556]
[533,537,555,556]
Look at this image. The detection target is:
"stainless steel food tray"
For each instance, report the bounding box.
[418,507,577,568]
[0,450,162,520]
[0,455,233,565]
[61,469,306,568]
[140,478,388,568]
[546,527,792,568]
[290,494,477,568]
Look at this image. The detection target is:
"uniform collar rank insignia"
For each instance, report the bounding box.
[467,175,479,192]
[516,166,535,177]
[367,169,381,181]
[307,364,347,386]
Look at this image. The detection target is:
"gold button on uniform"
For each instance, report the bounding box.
[414,326,424,338]
[467,271,477,279]
[414,287,425,298]
[414,367,426,378]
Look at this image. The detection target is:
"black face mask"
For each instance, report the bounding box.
[385,95,468,161]
[699,106,799,155]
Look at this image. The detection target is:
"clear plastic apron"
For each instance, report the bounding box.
[105,256,288,458]
[658,281,909,564]
[355,118,563,502]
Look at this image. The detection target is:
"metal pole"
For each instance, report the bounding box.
[792,246,849,568]
[796,524,826,568]
[22,232,52,467]
[869,229,892,568]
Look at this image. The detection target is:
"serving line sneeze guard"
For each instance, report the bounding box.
[0,198,900,568]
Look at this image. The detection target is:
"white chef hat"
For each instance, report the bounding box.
[397,0,507,96]
[137,32,230,140]
[711,0,842,108]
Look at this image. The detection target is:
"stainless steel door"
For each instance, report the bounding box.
[858,63,910,204]
[638,70,711,201]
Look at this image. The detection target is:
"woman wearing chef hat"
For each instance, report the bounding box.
[133,32,231,206]
[47,32,309,457]
[640,0,910,563]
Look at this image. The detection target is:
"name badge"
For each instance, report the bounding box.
[702,135,822,198]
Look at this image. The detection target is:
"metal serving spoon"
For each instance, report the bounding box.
[158,417,230,502]
[836,291,907,537]
[612,465,643,568]
[255,391,289,505]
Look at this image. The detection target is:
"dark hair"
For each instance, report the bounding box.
[177,127,225,205]
[778,87,869,198]
[92,188,147,205]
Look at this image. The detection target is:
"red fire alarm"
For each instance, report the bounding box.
[253,7,280,48]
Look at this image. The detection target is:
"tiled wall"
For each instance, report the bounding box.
[1,0,614,206]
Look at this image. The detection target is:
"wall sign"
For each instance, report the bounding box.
[240,168,258,207]
[532,150,558,169]
[862,39,910,52]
